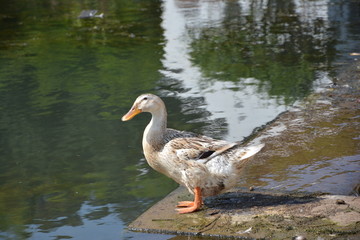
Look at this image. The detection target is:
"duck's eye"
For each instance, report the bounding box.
[143,97,148,101]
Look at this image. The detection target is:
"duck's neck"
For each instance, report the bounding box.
[143,108,167,149]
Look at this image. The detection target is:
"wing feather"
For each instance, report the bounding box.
[164,135,237,161]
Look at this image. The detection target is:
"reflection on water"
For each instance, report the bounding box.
[258,155,360,194]
[284,155,360,193]
[160,0,339,141]
[0,0,359,239]
[26,202,122,239]
[26,201,171,240]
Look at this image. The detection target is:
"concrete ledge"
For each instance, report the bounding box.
[129,187,360,239]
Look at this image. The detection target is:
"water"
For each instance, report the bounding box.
[0,0,359,239]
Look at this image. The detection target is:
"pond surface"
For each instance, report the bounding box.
[0,0,359,239]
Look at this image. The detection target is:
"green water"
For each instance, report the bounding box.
[0,0,359,239]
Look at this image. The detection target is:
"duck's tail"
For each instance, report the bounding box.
[202,143,265,197]
[229,143,265,172]
[205,143,264,174]
[238,143,265,161]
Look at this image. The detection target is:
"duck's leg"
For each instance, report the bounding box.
[176,187,202,214]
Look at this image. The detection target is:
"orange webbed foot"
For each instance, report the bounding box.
[175,187,202,214]
[177,201,195,207]
[176,204,199,214]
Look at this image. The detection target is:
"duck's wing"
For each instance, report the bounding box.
[164,134,238,162]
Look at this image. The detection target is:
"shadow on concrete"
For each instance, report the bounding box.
[204,189,321,211]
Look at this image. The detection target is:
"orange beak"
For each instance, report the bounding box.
[122,105,142,121]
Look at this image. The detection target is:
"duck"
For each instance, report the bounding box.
[122,93,264,214]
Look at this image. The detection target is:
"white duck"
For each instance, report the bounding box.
[122,94,264,213]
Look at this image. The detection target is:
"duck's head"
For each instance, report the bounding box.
[122,93,165,121]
